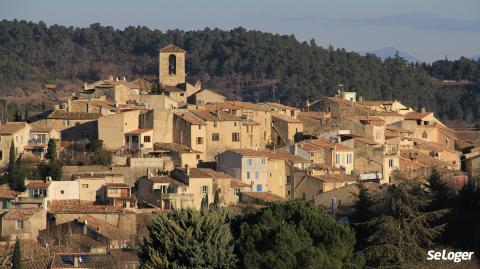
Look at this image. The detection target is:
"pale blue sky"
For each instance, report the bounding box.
[1,0,479,62]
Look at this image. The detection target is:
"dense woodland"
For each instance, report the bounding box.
[1,20,480,123]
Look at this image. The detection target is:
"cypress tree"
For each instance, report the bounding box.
[12,240,21,269]
[46,138,57,162]
[214,190,220,208]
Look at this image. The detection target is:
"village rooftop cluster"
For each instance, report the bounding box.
[0,44,476,268]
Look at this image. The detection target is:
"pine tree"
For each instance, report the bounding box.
[12,240,21,269]
[140,209,237,269]
[363,173,446,268]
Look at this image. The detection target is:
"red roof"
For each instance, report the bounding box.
[160,44,186,53]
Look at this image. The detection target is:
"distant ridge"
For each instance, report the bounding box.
[359,47,421,63]
[472,54,480,60]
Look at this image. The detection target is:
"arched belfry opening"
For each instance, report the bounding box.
[169,54,176,75]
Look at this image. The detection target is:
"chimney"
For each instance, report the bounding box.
[115,77,119,82]
[358,96,363,102]
[83,82,88,91]
[123,76,126,81]
[67,99,71,112]
[54,104,59,110]
[421,107,426,113]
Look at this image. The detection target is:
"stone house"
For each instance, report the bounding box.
[98,109,144,150]
[0,122,31,169]
[136,175,193,210]
[29,109,99,141]
[187,89,226,105]
[217,149,308,198]
[271,113,303,146]
[0,208,46,240]
[153,142,202,168]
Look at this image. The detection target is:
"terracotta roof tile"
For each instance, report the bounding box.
[271,113,303,123]
[0,189,19,199]
[0,122,28,135]
[2,208,43,220]
[26,180,50,189]
[174,111,207,125]
[48,200,133,214]
[77,215,126,240]
[404,112,432,120]
[146,176,186,186]
[160,44,186,53]
[47,109,100,120]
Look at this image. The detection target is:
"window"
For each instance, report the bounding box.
[347,154,352,164]
[256,184,263,192]
[15,220,23,230]
[201,185,208,194]
[255,171,259,179]
[336,154,341,164]
[196,137,204,144]
[388,159,394,167]
[180,93,184,97]
[247,159,252,166]
[198,125,202,130]
[60,190,64,195]
[0,150,2,160]
[82,184,89,188]
[261,159,265,164]
[286,176,292,184]
[214,122,217,128]
[168,54,176,75]
[232,132,240,142]
[246,172,251,179]
[63,120,70,126]
[234,122,237,127]
[212,133,220,141]
[196,154,200,160]
[144,136,151,143]
[422,131,428,139]
[310,153,314,157]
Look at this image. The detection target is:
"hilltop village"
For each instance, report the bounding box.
[0,44,476,268]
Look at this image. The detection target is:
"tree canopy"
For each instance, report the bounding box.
[140,208,237,269]
[1,20,479,123]
[234,200,363,269]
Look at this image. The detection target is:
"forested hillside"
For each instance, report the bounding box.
[1,20,480,123]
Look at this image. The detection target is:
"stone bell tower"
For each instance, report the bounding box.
[159,44,186,86]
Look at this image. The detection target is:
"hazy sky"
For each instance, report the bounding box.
[1,0,479,62]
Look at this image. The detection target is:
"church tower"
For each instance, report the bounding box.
[159,44,186,86]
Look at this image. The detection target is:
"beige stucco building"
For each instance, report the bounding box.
[0,122,31,169]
